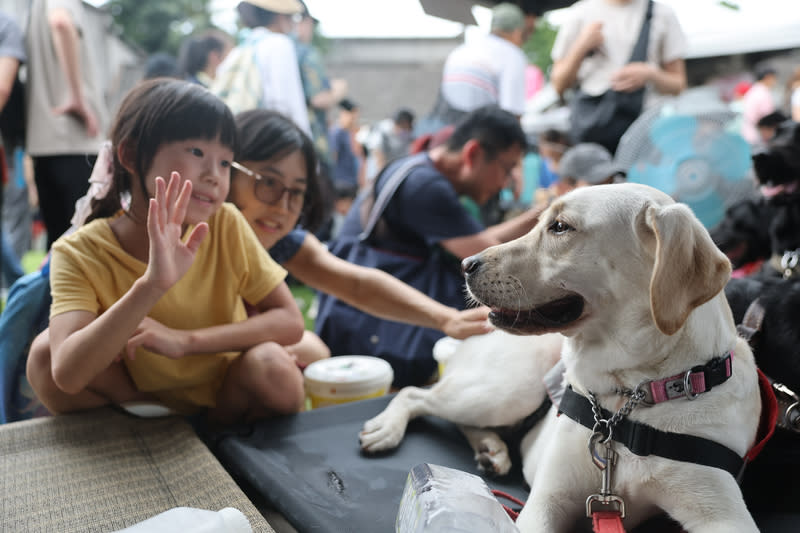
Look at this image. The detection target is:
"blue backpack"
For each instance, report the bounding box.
[0,265,51,423]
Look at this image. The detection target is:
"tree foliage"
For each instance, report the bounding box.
[107,0,216,55]
[523,17,559,76]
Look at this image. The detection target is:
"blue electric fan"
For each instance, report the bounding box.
[615,104,755,229]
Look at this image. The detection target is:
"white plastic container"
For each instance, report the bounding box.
[304,355,394,409]
[432,336,462,378]
[396,463,520,533]
[113,507,251,533]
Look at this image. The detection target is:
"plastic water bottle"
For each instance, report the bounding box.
[396,463,520,533]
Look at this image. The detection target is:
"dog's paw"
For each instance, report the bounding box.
[474,436,512,476]
[358,412,408,453]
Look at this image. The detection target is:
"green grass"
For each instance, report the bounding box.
[21,250,47,274]
[290,282,317,331]
[1,250,47,313]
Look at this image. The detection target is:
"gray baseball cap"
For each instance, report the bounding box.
[559,143,626,184]
[491,3,525,32]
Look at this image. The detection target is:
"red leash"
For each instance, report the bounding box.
[593,511,626,533]
[491,489,525,522]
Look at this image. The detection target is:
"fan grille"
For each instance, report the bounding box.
[614,104,757,228]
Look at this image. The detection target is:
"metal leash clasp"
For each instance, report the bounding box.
[781,250,799,279]
[586,430,626,517]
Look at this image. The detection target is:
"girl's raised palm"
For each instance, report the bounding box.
[144,173,209,291]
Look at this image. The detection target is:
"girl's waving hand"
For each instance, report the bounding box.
[144,172,209,291]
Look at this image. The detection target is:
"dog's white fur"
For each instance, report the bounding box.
[360,184,762,532]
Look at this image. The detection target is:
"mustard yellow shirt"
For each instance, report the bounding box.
[50,203,287,411]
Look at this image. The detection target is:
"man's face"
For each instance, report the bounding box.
[466,143,523,205]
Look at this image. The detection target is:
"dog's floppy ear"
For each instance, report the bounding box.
[635,202,732,335]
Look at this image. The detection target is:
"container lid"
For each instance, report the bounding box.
[304,356,393,387]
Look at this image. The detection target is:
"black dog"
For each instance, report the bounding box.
[716,122,800,516]
[713,121,800,276]
[715,121,800,385]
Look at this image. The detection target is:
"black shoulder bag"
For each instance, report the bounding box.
[569,0,653,154]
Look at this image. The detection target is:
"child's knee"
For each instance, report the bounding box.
[26,330,52,387]
[246,343,305,411]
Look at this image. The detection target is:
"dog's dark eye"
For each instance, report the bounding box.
[548,220,573,235]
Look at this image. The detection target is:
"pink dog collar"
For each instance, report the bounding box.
[639,352,733,405]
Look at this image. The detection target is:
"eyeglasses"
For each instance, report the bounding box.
[232,161,306,212]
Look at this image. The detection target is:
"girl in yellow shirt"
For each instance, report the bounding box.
[26,79,305,422]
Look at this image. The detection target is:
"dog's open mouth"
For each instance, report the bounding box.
[489,293,585,334]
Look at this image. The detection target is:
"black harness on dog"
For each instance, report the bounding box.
[508,396,553,444]
[558,385,747,479]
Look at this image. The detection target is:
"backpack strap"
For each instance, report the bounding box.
[358,153,429,242]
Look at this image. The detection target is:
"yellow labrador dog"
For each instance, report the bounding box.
[361,183,762,532]
[464,184,761,532]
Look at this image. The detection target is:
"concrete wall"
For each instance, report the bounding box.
[323,36,464,126]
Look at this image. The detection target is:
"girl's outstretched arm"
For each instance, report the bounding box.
[285,233,492,340]
[49,174,206,394]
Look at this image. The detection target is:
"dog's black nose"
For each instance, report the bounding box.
[462,255,482,276]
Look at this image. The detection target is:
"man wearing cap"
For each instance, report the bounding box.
[557,142,625,188]
[535,142,625,205]
[439,3,530,119]
[216,0,310,134]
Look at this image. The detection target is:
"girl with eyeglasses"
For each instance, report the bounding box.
[229,110,491,367]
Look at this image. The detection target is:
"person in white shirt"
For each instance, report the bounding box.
[551,0,687,110]
[440,3,529,118]
[217,0,311,135]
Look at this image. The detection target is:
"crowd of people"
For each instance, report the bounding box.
[0,0,798,425]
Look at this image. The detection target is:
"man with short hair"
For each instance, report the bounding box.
[374,107,416,171]
[315,106,543,386]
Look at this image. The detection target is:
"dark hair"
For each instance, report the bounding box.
[445,105,527,159]
[755,65,777,82]
[237,2,280,28]
[143,52,181,80]
[756,111,788,129]
[178,35,225,77]
[394,108,415,127]
[232,109,327,231]
[338,98,358,112]
[540,128,570,145]
[87,79,237,223]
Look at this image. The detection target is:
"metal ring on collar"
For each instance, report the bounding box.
[683,370,699,400]
[786,401,800,431]
[781,250,799,270]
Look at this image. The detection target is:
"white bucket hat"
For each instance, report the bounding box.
[240,0,303,15]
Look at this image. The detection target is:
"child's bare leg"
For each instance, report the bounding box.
[210,342,305,424]
[286,330,330,368]
[26,329,154,414]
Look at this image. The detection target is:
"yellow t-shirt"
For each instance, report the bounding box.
[49,203,287,412]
